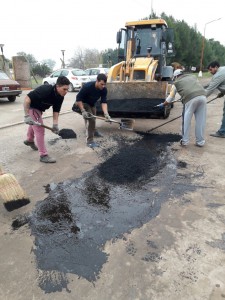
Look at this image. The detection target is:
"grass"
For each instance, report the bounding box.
[192,71,212,79]
[31,76,43,89]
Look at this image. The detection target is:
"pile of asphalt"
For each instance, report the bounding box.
[99,132,181,185]
[58,128,77,139]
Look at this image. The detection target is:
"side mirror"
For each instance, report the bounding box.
[147,47,152,54]
[116,31,122,44]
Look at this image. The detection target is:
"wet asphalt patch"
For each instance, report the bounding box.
[12,132,204,293]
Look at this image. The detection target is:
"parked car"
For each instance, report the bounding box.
[85,67,109,81]
[0,70,22,102]
[42,68,90,92]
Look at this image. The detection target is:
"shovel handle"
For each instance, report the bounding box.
[39,124,54,131]
[36,123,59,135]
[87,113,121,125]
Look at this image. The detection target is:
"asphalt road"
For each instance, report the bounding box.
[1,80,225,300]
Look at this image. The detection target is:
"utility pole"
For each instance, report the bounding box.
[61,50,65,68]
[0,44,5,71]
[150,0,153,17]
[198,18,221,77]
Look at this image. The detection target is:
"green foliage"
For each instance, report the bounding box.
[32,63,51,77]
[155,13,225,71]
[101,49,118,67]
[98,12,225,71]
[16,52,37,67]
[67,48,119,69]
[41,59,56,70]
[12,13,225,75]
[15,52,53,77]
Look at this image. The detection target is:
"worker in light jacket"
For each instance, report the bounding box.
[205,61,225,138]
[160,69,207,147]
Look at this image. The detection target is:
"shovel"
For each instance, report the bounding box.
[34,122,77,139]
[86,112,135,131]
[33,122,60,135]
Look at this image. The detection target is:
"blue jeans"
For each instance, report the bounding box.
[218,99,225,135]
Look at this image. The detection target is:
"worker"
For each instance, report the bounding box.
[73,73,111,148]
[160,69,207,147]
[171,62,183,71]
[205,61,225,138]
[23,76,70,163]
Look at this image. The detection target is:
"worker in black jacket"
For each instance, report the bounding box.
[23,76,70,163]
[74,73,111,148]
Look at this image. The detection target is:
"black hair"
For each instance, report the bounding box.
[56,76,70,86]
[97,73,107,82]
[207,61,220,69]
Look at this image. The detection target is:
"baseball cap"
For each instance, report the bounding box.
[173,69,183,77]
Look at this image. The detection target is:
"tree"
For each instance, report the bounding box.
[83,49,102,68]
[152,12,225,69]
[16,52,37,67]
[68,47,105,69]
[101,49,118,67]
[41,59,56,71]
[68,47,85,69]
[32,63,51,77]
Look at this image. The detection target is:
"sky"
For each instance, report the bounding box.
[1,0,224,69]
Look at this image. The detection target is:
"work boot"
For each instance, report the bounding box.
[210,132,225,138]
[40,155,56,163]
[87,142,100,149]
[94,131,104,138]
[24,140,38,151]
[195,140,205,147]
[179,139,188,146]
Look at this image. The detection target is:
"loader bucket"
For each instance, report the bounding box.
[96,81,172,119]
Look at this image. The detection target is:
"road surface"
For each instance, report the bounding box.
[0,81,225,300]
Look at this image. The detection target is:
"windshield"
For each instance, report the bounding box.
[0,71,10,80]
[134,27,161,56]
[72,69,86,76]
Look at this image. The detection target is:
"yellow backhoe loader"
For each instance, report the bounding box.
[97,19,175,118]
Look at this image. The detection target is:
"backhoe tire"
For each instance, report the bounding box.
[163,106,171,119]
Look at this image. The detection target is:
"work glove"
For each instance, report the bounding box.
[217,92,225,98]
[24,115,38,125]
[52,124,59,134]
[81,109,89,119]
[72,103,80,113]
[157,103,164,109]
[104,113,111,121]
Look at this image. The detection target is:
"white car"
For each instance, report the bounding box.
[85,67,109,81]
[42,68,90,92]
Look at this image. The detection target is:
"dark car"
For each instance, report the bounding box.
[0,70,22,102]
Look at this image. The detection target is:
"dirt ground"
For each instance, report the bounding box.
[1,80,225,300]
